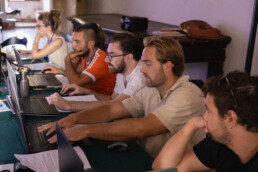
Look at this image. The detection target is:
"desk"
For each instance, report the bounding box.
[68,13,231,78]
[0,71,153,172]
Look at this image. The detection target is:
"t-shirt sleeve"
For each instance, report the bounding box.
[122,89,145,118]
[193,136,217,169]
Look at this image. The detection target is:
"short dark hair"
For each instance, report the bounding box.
[202,70,258,132]
[145,36,185,77]
[74,23,106,50]
[109,32,143,61]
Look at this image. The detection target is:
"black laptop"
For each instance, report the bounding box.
[5,60,60,116]
[56,123,86,172]
[13,46,62,88]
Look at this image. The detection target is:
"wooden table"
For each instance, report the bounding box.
[68,13,231,78]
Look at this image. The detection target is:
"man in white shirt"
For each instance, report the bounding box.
[45,32,145,112]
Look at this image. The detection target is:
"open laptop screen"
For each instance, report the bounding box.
[56,123,84,172]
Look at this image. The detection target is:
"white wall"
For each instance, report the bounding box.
[7,0,42,20]
[86,0,258,77]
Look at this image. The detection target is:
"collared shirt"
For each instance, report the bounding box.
[113,62,145,96]
[122,75,206,157]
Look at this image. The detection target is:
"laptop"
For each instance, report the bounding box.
[13,46,62,88]
[8,92,58,153]
[145,167,177,172]
[56,123,85,172]
[5,60,60,116]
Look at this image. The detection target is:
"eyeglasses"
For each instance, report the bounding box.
[225,76,235,97]
[36,24,45,28]
[105,53,127,61]
[220,76,237,110]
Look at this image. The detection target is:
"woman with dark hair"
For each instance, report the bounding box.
[20,9,68,70]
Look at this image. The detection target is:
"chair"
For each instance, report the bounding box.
[6,9,22,21]
[1,36,27,48]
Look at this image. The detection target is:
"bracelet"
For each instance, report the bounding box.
[59,69,63,75]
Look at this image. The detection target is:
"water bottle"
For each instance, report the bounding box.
[20,71,30,97]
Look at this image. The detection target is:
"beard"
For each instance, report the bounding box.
[143,67,166,87]
[208,123,232,145]
[107,60,126,74]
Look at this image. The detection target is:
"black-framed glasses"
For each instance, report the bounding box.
[105,53,127,61]
[225,76,235,97]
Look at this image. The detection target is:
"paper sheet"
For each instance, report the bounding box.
[56,95,97,112]
[24,63,48,70]
[0,163,14,172]
[55,75,69,85]
[0,101,10,112]
[14,146,91,172]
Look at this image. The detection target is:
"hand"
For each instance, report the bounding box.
[65,51,83,64]
[18,49,31,54]
[47,125,88,144]
[38,114,77,136]
[36,30,47,38]
[61,83,91,95]
[190,116,208,133]
[45,92,71,110]
[42,65,60,74]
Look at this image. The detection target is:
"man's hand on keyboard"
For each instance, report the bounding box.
[45,93,71,111]
[38,114,77,138]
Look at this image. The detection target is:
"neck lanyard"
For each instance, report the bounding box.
[46,33,54,62]
[84,48,98,70]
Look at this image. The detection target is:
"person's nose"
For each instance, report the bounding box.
[104,55,109,63]
[140,64,146,74]
[203,111,208,121]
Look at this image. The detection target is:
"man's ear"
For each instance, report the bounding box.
[225,110,238,128]
[163,61,174,73]
[87,41,95,49]
[124,53,133,62]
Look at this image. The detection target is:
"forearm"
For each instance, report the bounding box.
[153,120,198,169]
[72,102,130,124]
[82,89,111,101]
[65,58,83,85]
[84,118,145,141]
[31,39,41,59]
[66,100,111,112]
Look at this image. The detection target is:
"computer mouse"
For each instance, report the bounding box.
[60,89,74,97]
[107,142,129,152]
[42,68,52,74]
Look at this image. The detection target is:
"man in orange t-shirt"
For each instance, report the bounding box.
[80,48,116,94]
[43,23,116,95]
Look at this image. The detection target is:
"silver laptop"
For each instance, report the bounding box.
[13,46,62,88]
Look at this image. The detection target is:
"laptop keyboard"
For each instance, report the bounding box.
[19,96,58,114]
[35,122,56,147]
[28,74,61,86]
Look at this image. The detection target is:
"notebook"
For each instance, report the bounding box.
[56,123,85,172]
[5,60,60,116]
[13,46,62,88]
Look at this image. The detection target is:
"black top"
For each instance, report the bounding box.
[193,136,258,172]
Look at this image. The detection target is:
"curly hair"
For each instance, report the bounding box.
[38,10,61,33]
[202,71,258,132]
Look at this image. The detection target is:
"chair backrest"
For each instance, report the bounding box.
[1,36,27,48]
